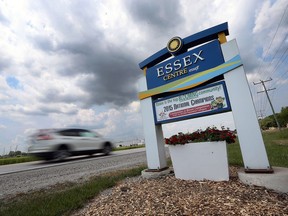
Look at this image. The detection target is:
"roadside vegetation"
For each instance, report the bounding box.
[0,144,145,166]
[259,106,288,130]
[0,166,146,216]
[0,155,39,165]
[114,144,145,151]
[0,129,287,216]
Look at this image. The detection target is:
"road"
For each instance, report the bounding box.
[0,148,151,200]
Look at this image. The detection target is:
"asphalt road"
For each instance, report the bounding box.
[0,148,149,200]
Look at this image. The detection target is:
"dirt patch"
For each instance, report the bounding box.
[273,140,288,146]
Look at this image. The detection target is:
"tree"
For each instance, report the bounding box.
[15,151,22,156]
[278,107,288,127]
[259,106,288,129]
[8,151,15,157]
[259,115,276,130]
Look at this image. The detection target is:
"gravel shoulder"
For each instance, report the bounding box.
[72,167,288,216]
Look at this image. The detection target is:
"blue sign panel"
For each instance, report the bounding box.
[146,40,224,90]
[152,81,231,124]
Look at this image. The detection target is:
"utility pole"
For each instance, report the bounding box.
[253,78,281,130]
[257,110,265,119]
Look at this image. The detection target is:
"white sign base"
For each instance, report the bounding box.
[138,77,167,170]
[169,141,229,181]
[221,39,271,170]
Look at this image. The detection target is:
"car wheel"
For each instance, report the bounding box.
[54,146,70,161]
[103,143,112,156]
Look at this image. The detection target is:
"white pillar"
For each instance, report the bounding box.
[221,39,271,170]
[138,77,167,170]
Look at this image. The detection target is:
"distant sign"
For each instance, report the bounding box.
[146,40,224,90]
[153,81,231,124]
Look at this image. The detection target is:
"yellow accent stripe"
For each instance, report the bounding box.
[218,32,227,44]
[143,67,147,76]
[171,60,239,90]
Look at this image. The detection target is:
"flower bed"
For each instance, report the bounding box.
[165,126,236,145]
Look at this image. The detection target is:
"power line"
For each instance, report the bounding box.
[253,4,288,116]
[273,69,288,92]
[268,46,288,79]
[253,78,281,130]
[257,3,288,78]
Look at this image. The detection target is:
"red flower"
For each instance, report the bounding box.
[165,126,236,145]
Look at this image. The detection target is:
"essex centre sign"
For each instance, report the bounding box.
[146,40,224,89]
[138,22,272,174]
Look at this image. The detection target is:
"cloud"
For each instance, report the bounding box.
[0,0,287,153]
[47,101,143,139]
[0,8,9,26]
[31,35,55,52]
[125,0,183,31]
[0,57,12,73]
[253,0,288,57]
[13,0,144,107]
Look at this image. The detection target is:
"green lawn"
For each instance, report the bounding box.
[227,128,288,168]
[262,128,288,167]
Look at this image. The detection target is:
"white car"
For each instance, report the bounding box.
[28,128,113,161]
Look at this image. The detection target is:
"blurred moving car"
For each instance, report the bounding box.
[28,128,113,161]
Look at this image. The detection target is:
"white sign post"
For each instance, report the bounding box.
[138,77,167,171]
[221,40,271,171]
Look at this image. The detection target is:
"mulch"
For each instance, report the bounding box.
[72,167,288,216]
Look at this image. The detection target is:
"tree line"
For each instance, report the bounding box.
[259,106,288,130]
[1,151,28,158]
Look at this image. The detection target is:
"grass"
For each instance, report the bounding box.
[0,166,146,216]
[227,140,243,166]
[0,129,287,216]
[262,128,288,167]
[113,144,145,151]
[227,128,288,168]
[0,156,39,166]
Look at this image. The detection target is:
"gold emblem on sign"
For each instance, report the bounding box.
[167,36,183,54]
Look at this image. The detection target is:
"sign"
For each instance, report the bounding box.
[138,22,271,172]
[153,81,231,124]
[146,40,224,90]
[138,54,241,100]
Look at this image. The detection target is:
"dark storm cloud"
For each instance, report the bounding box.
[33,34,141,107]
[39,87,83,106]
[28,0,185,107]
[31,35,55,52]
[124,0,183,30]
[56,40,141,107]
[78,52,141,107]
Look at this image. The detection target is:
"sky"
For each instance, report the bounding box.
[0,0,287,154]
